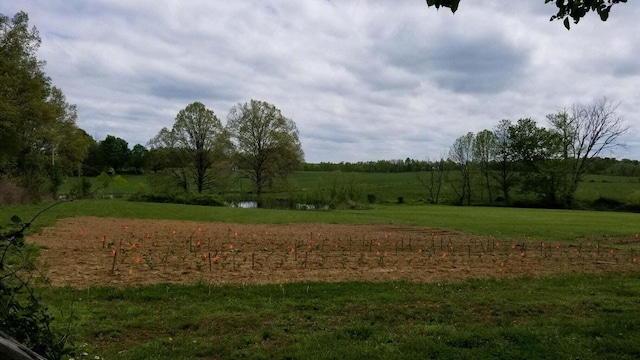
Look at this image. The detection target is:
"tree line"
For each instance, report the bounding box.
[303,157,640,178]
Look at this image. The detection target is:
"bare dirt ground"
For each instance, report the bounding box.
[27,217,639,288]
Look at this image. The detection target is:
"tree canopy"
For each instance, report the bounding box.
[148,102,232,193]
[425,0,628,29]
[0,11,89,200]
[226,100,304,200]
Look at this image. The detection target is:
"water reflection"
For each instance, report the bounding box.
[227,201,329,210]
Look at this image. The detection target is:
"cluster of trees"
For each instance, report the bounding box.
[0,12,90,201]
[0,11,304,203]
[303,157,640,177]
[147,100,304,200]
[444,98,628,208]
[303,158,438,173]
[82,135,149,176]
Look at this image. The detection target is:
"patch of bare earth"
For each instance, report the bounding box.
[27,217,639,288]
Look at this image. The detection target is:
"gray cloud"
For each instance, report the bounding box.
[2,1,639,163]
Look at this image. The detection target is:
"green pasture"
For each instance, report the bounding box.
[576,175,640,202]
[286,172,640,205]
[57,172,640,207]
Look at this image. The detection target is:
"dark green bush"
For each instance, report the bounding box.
[129,193,225,207]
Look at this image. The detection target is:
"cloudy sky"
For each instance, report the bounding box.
[3,1,639,163]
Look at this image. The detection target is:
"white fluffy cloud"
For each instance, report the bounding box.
[3,1,639,162]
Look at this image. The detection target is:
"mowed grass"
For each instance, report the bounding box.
[3,199,639,241]
[43,273,640,359]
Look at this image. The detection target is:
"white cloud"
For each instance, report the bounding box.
[3,0,639,162]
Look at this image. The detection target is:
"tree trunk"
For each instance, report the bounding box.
[0,331,46,360]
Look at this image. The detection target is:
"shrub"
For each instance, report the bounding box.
[0,177,25,205]
[129,193,225,207]
[186,194,225,206]
[0,216,69,359]
[69,177,93,198]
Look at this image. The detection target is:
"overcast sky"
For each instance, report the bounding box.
[3,1,639,163]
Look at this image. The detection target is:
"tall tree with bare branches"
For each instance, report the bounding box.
[449,132,474,205]
[548,97,628,207]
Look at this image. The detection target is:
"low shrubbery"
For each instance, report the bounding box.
[0,176,26,205]
[129,192,225,207]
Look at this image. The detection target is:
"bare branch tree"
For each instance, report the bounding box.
[449,132,474,205]
[548,97,629,206]
[416,156,446,204]
[473,129,497,204]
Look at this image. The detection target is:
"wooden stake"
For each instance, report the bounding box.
[111,250,117,274]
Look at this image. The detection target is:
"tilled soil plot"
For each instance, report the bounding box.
[27,217,639,288]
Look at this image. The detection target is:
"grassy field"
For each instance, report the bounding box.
[42,273,640,359]
[57,172,640,207]
[3,200,640,359]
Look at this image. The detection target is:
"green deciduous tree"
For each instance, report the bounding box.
[98,135,130,174]
[508,118,566,205]
[149,102,232,193]
[0,11,89,201]
[226,100,304,201]
[425,0,627,29]
[129,144,149,174]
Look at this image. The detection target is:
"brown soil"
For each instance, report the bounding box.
[27,217,639,288]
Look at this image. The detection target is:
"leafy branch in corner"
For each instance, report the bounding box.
[0,174,116,359]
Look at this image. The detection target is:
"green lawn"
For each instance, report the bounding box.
[43,273,640,359]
